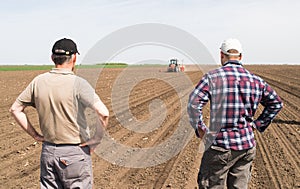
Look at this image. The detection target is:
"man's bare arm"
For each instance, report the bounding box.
[80,101,109,152]
[9,101,44,142]
[94,101,109,127]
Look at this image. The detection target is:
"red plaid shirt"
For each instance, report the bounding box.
[187,61,283,150]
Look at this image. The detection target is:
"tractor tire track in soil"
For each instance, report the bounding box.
[0,65,299,189]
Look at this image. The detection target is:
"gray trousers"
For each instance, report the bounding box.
[40,142,93,189]
[198,145,256,189]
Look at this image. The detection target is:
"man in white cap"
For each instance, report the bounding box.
[187,38,283,188]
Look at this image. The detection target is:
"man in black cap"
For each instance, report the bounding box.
[10,38,109,188]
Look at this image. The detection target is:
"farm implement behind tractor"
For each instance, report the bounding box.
[167,59,185,72]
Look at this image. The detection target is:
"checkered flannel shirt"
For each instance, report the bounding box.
[187,61,283,150]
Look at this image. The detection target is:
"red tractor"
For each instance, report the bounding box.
[167,59,185,72]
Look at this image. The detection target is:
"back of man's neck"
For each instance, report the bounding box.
[55,64,72,70]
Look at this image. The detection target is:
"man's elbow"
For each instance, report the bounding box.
[277,96,283,108]
[94,102,109,117]
[9,101,24,117]
[277,101,283,112]
[99,109,109,118]
[9,105,18,116]
[280,101,284,109]
[103,109,109,117]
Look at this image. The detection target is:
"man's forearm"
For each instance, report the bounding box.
[10,102,43,141]
[13,112,41,138]
[100,115,109,128]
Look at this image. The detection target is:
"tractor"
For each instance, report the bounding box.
[167,59,185,72]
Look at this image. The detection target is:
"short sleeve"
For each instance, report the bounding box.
[76,77,101,108]
[16,80,36,107]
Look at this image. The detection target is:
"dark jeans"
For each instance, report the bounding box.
[40,142,93,189]
[198,145,256,189]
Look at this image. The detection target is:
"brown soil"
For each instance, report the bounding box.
[0,65,299,189]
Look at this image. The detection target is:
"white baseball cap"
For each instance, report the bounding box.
[220,38,243,56]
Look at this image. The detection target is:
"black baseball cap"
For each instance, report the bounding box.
[52,38,80,56]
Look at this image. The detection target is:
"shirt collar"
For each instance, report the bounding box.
[50,68,74,75]
[223,60,242,66]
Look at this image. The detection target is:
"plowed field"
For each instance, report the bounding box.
[0,65,299,189]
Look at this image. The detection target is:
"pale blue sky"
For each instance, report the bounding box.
[1,0,299,65]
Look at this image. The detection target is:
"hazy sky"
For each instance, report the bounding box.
[1,0,299,65]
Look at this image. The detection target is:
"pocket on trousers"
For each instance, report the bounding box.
[59,154,86,179]
[210,146,231,165]
[244,147,256,162]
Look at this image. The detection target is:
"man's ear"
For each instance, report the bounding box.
[220,51,226,59]
[72,54,77,63]
[239,54,242,60]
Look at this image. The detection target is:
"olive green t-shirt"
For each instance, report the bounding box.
[17,68,102,144]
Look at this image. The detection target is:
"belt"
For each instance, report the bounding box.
[43,141,81,147]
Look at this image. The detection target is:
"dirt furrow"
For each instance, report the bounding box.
[255,132,282,188]
[250,68,300,188]
[93,99,183,187]
[256,74,300,99]
[92,70,202,188]
[270,103,299,148]
[269,122,300,177]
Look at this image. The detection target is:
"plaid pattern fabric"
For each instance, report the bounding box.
[187,61,283,150]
